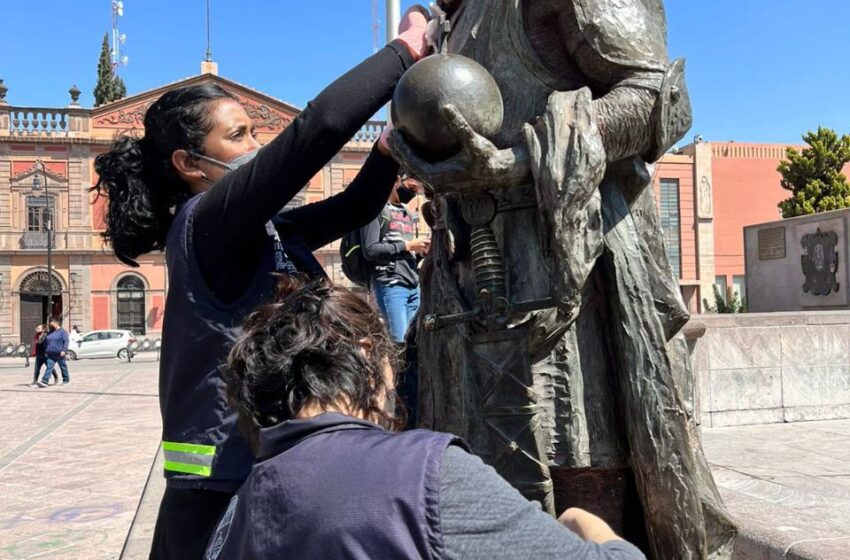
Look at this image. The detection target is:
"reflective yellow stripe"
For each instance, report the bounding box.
[162,441,216,456]
[164,460,212,477]
[344,244,361,258]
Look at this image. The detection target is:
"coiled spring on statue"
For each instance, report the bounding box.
[470,226,505,301]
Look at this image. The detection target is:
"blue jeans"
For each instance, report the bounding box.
[41,355,69,384]
[32,355,57,384]
[372,281,420,344]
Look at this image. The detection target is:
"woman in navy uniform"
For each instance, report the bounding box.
[92,8,431,559]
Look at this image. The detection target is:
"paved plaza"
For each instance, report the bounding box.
[1,354,849,559]
[0,356,161,560]
[703,421,850,559]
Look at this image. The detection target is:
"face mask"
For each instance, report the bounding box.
[189,148,260,175]
[397,186,416,204]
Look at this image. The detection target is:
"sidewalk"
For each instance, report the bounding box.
[702,420,850,559]
[0,357,161,560]
[2,353,849,559]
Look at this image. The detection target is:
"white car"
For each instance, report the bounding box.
[67,330,136,361]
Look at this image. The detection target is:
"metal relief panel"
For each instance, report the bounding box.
[798,218,848,307]
[757,227,786,260]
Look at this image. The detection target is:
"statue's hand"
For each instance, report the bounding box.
[389,104,531,193]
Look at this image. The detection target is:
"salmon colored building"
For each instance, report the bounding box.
[0,64,382,343]
[653,140,806,312]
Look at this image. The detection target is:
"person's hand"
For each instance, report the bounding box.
[389,104,531,193]
[396,5,431,61]
[378,120,394,156]
[60,351,66,359]
[558,507,622,544]
[405,237,431,255]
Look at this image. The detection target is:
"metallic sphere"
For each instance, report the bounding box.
[392,54,504,162]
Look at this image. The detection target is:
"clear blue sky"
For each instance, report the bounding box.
[2,1,848,145]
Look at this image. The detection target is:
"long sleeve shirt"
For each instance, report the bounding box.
[191,42,415,303]
[361,203,419,288]
[44,329,69,357]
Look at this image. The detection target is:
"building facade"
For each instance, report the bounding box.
[653,140,802,312]
[3,66,839,338]
[0,69,382,343]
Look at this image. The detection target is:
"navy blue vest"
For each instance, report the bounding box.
[205,413,463,559]
[159,194,323,491]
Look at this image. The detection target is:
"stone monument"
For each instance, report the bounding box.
[745,209,850,312]
[390,1,736,558]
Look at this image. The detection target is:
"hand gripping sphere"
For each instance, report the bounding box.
[391,54,504,162]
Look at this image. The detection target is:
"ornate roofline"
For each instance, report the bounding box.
[90,74,302,117]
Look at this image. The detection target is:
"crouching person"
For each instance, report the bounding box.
[206,276,646,560]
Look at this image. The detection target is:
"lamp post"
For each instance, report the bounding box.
[31,160,52,323]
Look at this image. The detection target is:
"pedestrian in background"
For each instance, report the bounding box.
[37,319,70,387]
[70,325,82,345]
[30,324,57,385]
[361,176,429,344]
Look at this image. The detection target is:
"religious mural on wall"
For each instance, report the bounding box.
[801,228,840,296]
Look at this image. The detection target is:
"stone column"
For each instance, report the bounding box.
[67,145,91,251]
[0,256,12,341]
[693,141,716,312]
[0,153,10,228]
[69,256,91,332]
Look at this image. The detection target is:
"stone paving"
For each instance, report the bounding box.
[703,420,850,559]
[2,350,850,560]
[0,356,161,560]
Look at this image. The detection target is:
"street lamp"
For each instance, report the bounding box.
[31,161,53,323]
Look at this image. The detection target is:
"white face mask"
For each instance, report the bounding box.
[189,148,260,175]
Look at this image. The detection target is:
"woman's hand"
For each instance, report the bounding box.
[405,237,431,255]
[389,104,532,193]
[396,5,431,61]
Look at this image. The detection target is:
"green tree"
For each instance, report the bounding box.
[93,33,126,106]
[703,285,745,314]
[778,127,850,218]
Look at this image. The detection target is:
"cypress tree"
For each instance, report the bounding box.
[93,32,126,106]
[778,127,850,218]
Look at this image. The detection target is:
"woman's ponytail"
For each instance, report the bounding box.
[93,136,173,267]
[91,83,237,266]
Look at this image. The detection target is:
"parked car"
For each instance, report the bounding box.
[66,330,136,361]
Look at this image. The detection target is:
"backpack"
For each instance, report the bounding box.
[340,208,390,287]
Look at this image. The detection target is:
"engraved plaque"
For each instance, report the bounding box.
[758,227,786,260]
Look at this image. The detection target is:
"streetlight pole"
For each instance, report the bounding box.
[46,168,53,322]
[33,160,52,323]
[386,0,400,42]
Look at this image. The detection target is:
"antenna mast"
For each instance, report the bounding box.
[110,1,129,71]
[372,0,380,53]
[205,0,212,62]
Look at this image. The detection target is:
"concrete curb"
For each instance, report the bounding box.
[121,446,165,560]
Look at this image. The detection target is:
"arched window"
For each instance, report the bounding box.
[117,275,145,334]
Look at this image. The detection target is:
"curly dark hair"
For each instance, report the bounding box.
[91,83,237,267]
[224,276,405,439]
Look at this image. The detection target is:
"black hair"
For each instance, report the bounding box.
[91,83,237,266]
[224,276,405,439]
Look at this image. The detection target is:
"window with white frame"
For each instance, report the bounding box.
[659,178,681,278]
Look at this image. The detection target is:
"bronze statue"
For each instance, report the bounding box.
[389,1,736,558]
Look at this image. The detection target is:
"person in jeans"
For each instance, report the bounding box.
[361,176,430,343]
[37,319,70,387]
[206,277,647,560]
[30,324,57,385]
